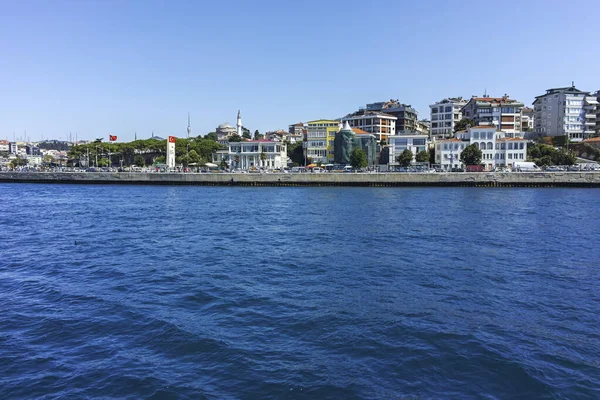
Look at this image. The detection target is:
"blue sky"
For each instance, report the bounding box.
[0,0,598,142]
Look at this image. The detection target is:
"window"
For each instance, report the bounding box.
[509,153,512,159]
[445,106,452,112]
[413,139,426,146]
[473,132,479,139]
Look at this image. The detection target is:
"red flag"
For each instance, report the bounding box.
[168,136,176,143]
[109,135,117,142]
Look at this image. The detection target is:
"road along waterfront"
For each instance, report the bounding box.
[1,171,600,187]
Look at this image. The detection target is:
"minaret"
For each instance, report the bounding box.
[187,113,192,138]
[237,110,242,136]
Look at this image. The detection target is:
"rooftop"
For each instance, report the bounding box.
[351,127,369,135]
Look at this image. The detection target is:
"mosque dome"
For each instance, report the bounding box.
[218,123,234,130]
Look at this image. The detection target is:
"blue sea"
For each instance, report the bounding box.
[1,183,599,399]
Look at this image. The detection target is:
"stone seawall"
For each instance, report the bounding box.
[1,172,600,187]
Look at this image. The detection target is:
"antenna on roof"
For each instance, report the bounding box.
[484,88,487,98]
[571,81,575,87]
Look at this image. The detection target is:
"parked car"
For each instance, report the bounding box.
[544,165,564,172]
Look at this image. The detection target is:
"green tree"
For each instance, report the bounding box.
[98,158,109,167]
[177,153,191,167]
[205,132,218,141]
[415,150,429,163]
[350,148,367,169]
[460,144,482,166]
[287,142,304,165]
[43,154,55,164]
[188,150,202,166]
[260,151,267,166]
[242,127,251,139]
[316,159,322,168]
[396,149,413,167]
[254,130,261,140]
[552,135,568,147]
[10,157,28,169]
[155,155,166,164]
[133,154,145,167]
[234,155,240,168]
[454,118,475,133]
[229,134,242,142]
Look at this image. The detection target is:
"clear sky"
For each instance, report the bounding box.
[1,0,598,142]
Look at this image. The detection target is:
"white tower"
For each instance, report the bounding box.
[187,113,191,138]
[237,110,242,137]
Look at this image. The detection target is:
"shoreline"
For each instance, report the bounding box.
[1,171,600,187]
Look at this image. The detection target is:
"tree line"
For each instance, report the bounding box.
[67,137,223,168]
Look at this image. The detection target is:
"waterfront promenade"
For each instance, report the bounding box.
[2,171,600,187]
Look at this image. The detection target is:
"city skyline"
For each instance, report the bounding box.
[0,0,598,142]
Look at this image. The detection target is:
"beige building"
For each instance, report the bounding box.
[461,95,524,137]
[341,110,396,142]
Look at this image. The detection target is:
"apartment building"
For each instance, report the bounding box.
[429,97,467,139]
[533,85,598,141]
[417,120,430,136]
[520,107,535,131]
[305,119,340,164]
[594,90,600,135]
[461,95,524,137]
[341,111,396,143]
[365,100,418,134]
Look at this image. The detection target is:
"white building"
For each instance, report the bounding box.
[388,135,429,166]
[0,140,9,153]
[212,140,287,170]
[520,107,535,131]
[533,85,597,141]
[429,97,467,138]
[341,110,396,142]
[435,126,528,171]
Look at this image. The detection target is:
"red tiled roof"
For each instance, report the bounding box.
[583,137,600,142]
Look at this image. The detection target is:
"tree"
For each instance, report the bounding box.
[396,149,413,167]
[220,159,229,170]
[133,154,145,167]
[350,148,367,169]
[242,127,251,140]
[254,130,261,140]
[177,153,191,167]
[229,134,242,142]
[155,156,166,164]
[205,132,218,141]
[234,155,240,168]
[260,151,267,166]
[287,142,304,166]
[454,118,475,133]
[415,150,429,163]
[552,135,568,147]
[43,154,55,164]
[10,157,28,169]
[188,150,202,166]
[429,147,436,164]
[98,158,109,167]
[316,160,322,168]
[460,144,482,166]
